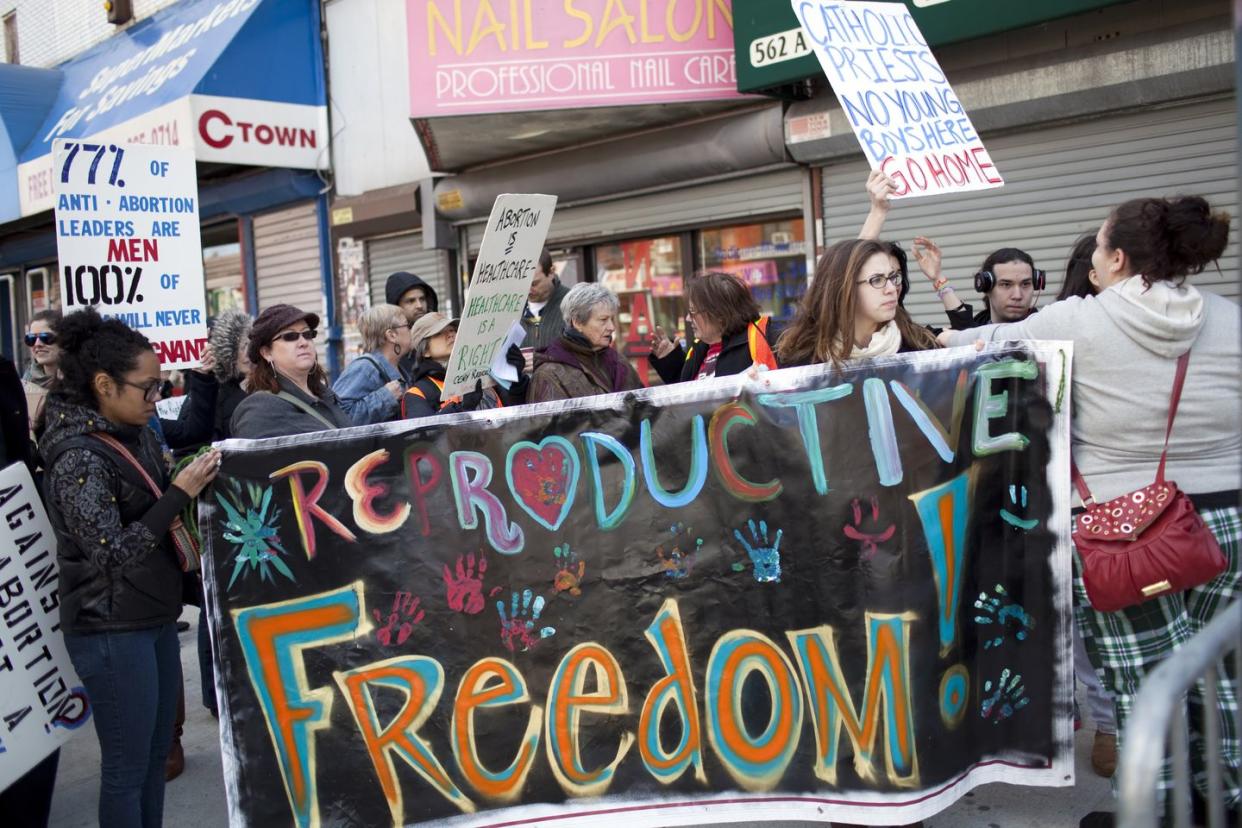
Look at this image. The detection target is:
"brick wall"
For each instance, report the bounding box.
[0,0,181,68]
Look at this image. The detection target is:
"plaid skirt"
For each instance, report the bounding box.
[1073,504,1241,812]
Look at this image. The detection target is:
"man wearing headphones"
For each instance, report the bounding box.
[913,239,1046,330]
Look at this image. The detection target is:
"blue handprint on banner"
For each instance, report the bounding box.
[973,584,1034,649]
[496,588,557,653]
[731,518,783,583]
[981,668,1030,723]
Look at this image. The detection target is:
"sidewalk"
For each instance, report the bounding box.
[48,607,1112,827]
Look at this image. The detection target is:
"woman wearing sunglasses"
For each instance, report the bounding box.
[39,307,220,827]
[230,304,352,439]
[21,309,62,435]
[777,238,939,367]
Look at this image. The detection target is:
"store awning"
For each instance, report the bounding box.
[6,0,327,219]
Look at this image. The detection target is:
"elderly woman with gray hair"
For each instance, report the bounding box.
[332,303,411,425]
[528,282,642,403]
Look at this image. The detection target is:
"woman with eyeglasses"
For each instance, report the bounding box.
[230,304,352,439]
[22,308,62,435]
[777,238,939,367]
[331,303,411,426]
[39,308,220,827]
[648,271,780,384]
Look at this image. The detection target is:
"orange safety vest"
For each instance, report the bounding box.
[403,375,504,416]
[681,316,778,374]
[747,316,778,371]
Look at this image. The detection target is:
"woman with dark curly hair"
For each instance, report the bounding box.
[942,196,1240,826]
[41,308,220,827]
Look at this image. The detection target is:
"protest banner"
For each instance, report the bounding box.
[792,0,1004,198]
[0,462,91,792]
[442,193,557,397]
[53,140,207,369]
[203,342,1074,826]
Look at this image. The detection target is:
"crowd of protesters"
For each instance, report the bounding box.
[0,180,1237,828]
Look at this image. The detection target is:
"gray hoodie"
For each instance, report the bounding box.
[947,277,1241,502]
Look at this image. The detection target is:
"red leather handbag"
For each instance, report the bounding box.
[1073,352,1226,613]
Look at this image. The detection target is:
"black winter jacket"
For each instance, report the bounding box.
[42,396,189,633]
[650,322,779,385]
[230,375,352,439]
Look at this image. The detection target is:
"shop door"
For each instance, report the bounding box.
[820,98,1239,326]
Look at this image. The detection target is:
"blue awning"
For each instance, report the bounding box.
[1,0,326,221]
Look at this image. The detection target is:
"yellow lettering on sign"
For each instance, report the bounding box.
[426,0,463,57]
[562,0,593,48]
[466,0,508,55]
[707,0,732,40]
[524,0,549,49]
[639,0,664,43]
[596,0,638,47]
[666,0,703,43]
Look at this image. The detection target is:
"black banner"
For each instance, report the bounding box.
[203,344,1074,827]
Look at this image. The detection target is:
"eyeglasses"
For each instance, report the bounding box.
[389,322,410,331]
[857,272,904,290]
[273,329,318,343]
[120,379,163,401]
[24,332,56,346]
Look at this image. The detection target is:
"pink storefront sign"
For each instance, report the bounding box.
[407,0,748,116]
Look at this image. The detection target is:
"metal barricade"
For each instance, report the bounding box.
[1118,599,1242,828]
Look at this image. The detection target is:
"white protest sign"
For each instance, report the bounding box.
[442,193,557,397]
[0,462,91,792]
[792,0,1003,198]
[53,141,208,369]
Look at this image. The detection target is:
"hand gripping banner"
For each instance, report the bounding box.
[202,342,1074,827]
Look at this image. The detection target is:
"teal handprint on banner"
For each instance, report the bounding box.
[731,518,782,583]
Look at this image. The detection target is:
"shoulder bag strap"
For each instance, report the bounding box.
[1071,350,1191,504]
[89,432,163,499]
[1155,350,1191,485]
[276,391,337,430]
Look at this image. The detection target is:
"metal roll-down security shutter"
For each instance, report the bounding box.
[821,98,1239,326]
[254,202,324,318]
[463,166,806,254]
[367,231,452,316]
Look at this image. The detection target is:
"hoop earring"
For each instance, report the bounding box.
[394,343,402,357]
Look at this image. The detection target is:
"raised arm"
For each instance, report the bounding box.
[858,169,896,240]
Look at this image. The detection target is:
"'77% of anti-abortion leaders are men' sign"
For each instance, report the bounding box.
[793,0,1004,198]
[53,140,207,370]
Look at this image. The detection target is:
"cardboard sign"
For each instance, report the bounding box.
[0,463,92,792]
[442,193,557,396]
[204,343,1074,827]
[53,141,208,369]
[793,0,1004,197]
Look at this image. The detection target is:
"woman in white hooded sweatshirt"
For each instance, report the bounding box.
[942,196,1240,827]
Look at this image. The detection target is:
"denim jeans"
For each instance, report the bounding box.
[64,623,181,828]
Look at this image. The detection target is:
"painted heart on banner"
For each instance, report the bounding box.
[505,436,580,531]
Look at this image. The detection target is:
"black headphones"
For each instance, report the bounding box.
[974,267,1046,293]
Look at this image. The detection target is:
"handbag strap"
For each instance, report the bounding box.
[89,432,164,500]
[276,391,336,429]
[1070,350,1191,505]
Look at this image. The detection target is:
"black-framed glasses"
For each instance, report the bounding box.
[120,379,163,401]
[273,329,318,343]
[24,332,56,346]
[857,272,903,290]
[389,322,410,332]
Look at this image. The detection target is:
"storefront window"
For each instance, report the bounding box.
[594,236,685,358]
[203,242,244,320]
[697,219,808,322]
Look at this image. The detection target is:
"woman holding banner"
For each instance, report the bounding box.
[401,312,528,418]
[40,308,220,828]
[776,238,938,368]
[940,196,1241,826]
[230,304,352,439]
[648,271,780,383]
[528,283,643,403]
